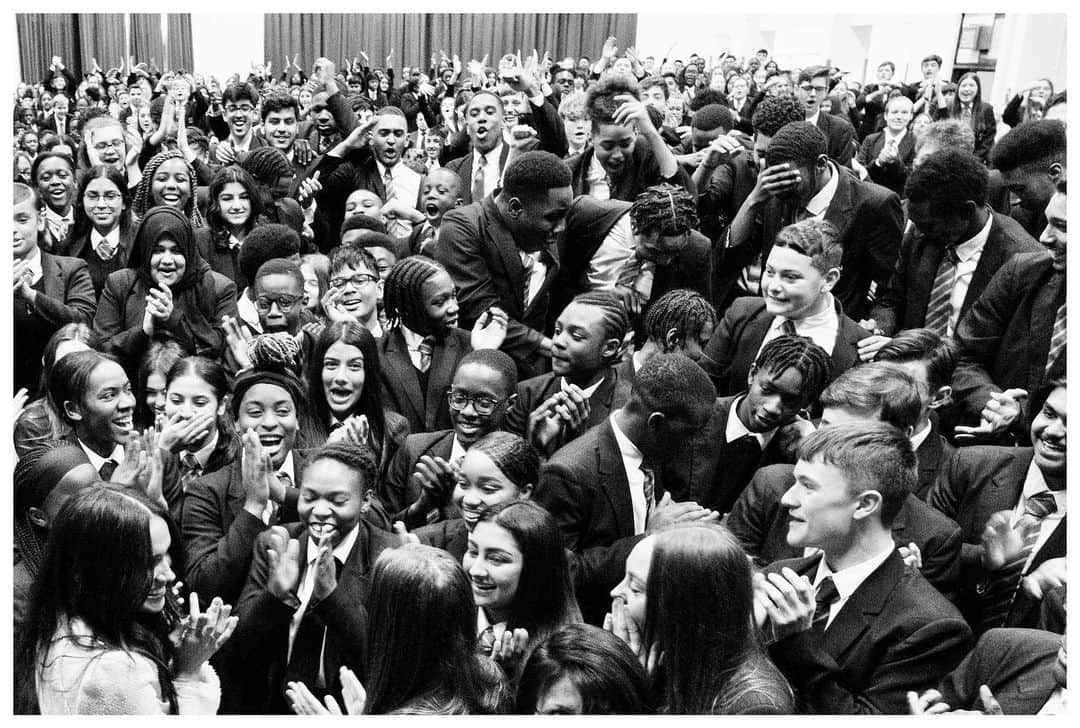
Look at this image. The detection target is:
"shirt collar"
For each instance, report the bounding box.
[725,395,773,447]
[44,206,73,225]
[562,375,605,400]
[375,159,399,179]
[609,411,644,466]
[77,438,125,473]
[278,450,296,483]
[449,434,468,466]
[771,293,838,332]
[1023,459,1067,511]
[909,420,933,452]
[305,522,361,567]
[883,128,907,144]
[400,324,426,350]
[181,429,220,469]
[804,161,839,217]
[953,210,993,262]
[806,109,821,127]
[237,289,262,333]
[814,544,895,600]
[474,141,502,165]
[91,226,121,252]
[22,246,44,284]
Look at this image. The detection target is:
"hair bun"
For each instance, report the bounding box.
[247,332,303,377]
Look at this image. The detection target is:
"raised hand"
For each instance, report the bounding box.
[409,455,457,519]
[488,623,530,665]
[222,315,253,370]
[293,139,314,167]
[309,531,338,603]
[326,414,371,447]
[287,666,366,715]
[955,389,1027,440]
[898,541,923,570]
[265,526,302,602]
[601,37,618,62]
[753,566,817,641]
[158,409,216,453]
[1020,556,1066,599]
[295,170,322,208]
[646,492,720,533]
[13,388,29,425]
[980,510,1031,571]
[611,94,653,132]
[470,307,508,350]
[171,593,238,678]
[240,428,272,514]
[700,134,743,170]
[604,600,661,675]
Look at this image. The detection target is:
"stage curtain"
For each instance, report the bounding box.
[130,13,164,69]
[264,13,638,76]
[76,14,125,78]
[166,14,194,72]
[17,14,80,85]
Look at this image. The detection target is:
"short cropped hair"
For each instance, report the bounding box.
[771,219,842,274]
[819,362,922,432]
[875,328,958,393]
[691,104,733,133]
[631,354,716,426]
[238,224,301,284]
[253,258,304,291]
[990,119,1067,173]
[797,422,916,526]
[584,73,641,126]
[222,82,258,106]
[455,349,518,398]
[501,151,571,199]
[765,121,828,168]
[329,244,379,277]
[260,92,299,121]
[797,65,831,85]
[905,148,988,212]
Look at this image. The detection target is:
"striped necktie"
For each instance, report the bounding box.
[472,153,487,202]
[1046,302,1066,376]
[640,466,655,528]
[977,491,1058,632]
[383,168,395,201]
[923,245,959,336]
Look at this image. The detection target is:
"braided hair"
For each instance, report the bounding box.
[382,255,449,338]
[130,150,204,227]
[14,441,89,578]
[247,332,304,378]
[644,289,717,352]
[629,183,699,236]
[565,290,630,365]
[752,334,832,407]
[469,431,541,492]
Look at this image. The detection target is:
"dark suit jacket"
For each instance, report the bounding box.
[660,394,790,511]
[953,251,1063,427]
[504,366,633,456]
[721,165,903,320]
[815,109,857,167]
[180,453,304,605]
[380,429,455,523]
[13,251,97,395]
[60,227,135,298]
[912,416,954,501]
[414,517,470,563]
[220,520,398,714]
[854,130,916,197]
[700,296,868,398]
[434,196,560,379]
[534,420,651,625]
[928,446,1066,629]
[377,326,471,435]
[194,226,243,290]
[728,463,963,598]
[763,551,972,714]
[444,144,511,205]
[566,143,693,202]
[870,211,1042,336]
[937,628,1062,714]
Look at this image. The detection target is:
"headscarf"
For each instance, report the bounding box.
[130,205,209,293]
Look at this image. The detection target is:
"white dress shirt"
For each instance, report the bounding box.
[725,395,776,449]
[78,439,126,476]
[520,250,547,308]
[609,413,648,534]
[400,325,434,371]
[90,227,121,259]
[943,212,992,336]
[375,160,422,236]
[909,420,933,452]
[1013,460,1067,571]
[561,376,604,400]
[802,161,840,218]
[757,293,841,356]
[813,545,895,629]
[21,246,44,286]
[586,213,635,289]
[586,153,611,200]
[473,142,504,200]
[260,450,297,526]
[237,288,262,334]
[288,523,361,667]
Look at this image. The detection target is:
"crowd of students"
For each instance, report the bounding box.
[11,34,1068,715]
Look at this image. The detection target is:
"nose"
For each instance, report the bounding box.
[610,581,626,601]
[119,389,136,411]
[268,301,283,316]
[780,484,799,509]
[331,365,348,384]
[1043,416,1067,440]
[445,295,459,317]
[1040,224,1057,245]
[468,557,487,579]
[155,560,175,586]
[259,411,279,430]
[765,273,783,295]
[552,217,567,236]
[462,489,483,509]
[761,393,783,417]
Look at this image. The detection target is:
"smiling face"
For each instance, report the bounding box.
[1031,386,1066,482]
[454,448,532,530]
[164,373,222,451]
[151,158,192,211]
[70,360,136,448]
[225,96,256,139]
[35,156,75,213]
[505,187,573,253]
[13,195,43,259]
[610,535,653,632]
[1040,189,1067,269]
[140,515,175,614]
[449,362,513,448]
[90,124,127,167]
[298,457,368,548]
[235,382,298,468]
[551,301,616,380]
[263,106,298,152]
[884,97,914,133]
[82,176,125,233]
[761,245,836,321]
[957,76,979,105]
[149,235,187,288]
[464,520,523,617]
[216,181,252,230]
[329,262,380,323]
[782,456,859,552]
[321,339,366,420]
[420,269,460,332]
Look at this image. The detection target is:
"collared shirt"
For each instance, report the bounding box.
[909,420,933,452]
[43,206,74,242]
[375,160,422,236]
[21,246,44,286]
[228,130,255,154]
[520,250,547,308]
[1013,459,1067,571]
[561,375,604,400]
[180,430,220,471]
[943,211,992,335]
[803,161,840,218]
[227,232,243,251]
[586,212,634,289]
[609,412,648,534]
[813,545,895,629]
[758,293,841,356]
[260,450,297,526]
[586,153,611,201]
[237,289,262,334]
[288,523,361,664]
[90,227,121,259]
[806,109,821,127]
[400,325,434,371]
[1039,687,1067,715]
[473,141,504,200]
[725,395,775,449]
[77,439,125,476]
[882,127,907,150]
[448,434,467,468]
[631,349,648,373]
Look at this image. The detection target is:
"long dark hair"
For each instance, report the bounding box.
[307,320,387,447]
[14,487,184,714]
[364,544,495,714]
[948,72,988,133]
[70,164,133,242]
[165,355,237,460]
[134,340,187,430]
[205,165,264,241]
[644,524,779,714]
[476,501,581,641]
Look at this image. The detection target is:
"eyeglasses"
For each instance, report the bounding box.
[255,294,302,312]
[84,191,121,203]
[93,139,125,151]
[225,104,255,114]
[799,84,829,94]
[447,389,505,415]
[329,273,379,289]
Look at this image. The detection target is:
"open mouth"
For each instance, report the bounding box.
[308,521,337,538]
[113,414,133,431]
[340,297,364,311]
[1037,438,1065,456]
[424,202,441,217]
[159,191,182,204]
[259,434,284,449]
[328,386,354,403]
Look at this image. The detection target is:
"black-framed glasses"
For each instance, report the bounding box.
[93,139,125,151]
[84,191,121,203]
[447,389,504,415]
[330,273,379,289]
[799,83,829,94]
[255,294,302,312]
[225,104,255,114]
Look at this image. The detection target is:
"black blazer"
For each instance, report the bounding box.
[815,109,857,167]
[14,251,97,395]
[565,142,693,202]
[220,520,399,714]
[928,446,1066,629]
[61,227,135,299]
[854,130,916,197]
[937,627,1062,714]
[727,462,963,598]
[504,366,633,456]
[700,296,869,398]
[534,420,652,625]
[180,452,305,605]
[720,165,903,320]
[377,326,470,435]
[953,251,1063,427]
[433,196,560,379]
[194,226,243,290]
[762,551,972,714]
[444,144,511,205]
[871,211,1042,336]
[414,516,470,563]
[379,429,456,523]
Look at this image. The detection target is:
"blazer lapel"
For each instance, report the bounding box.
[824,552,904,660]
[823,167,855,236]
[424,334,460,429]
[964,215,1007,314]
[484,200,527,308]
[597,423,635,536]
[524,242,560,318]
[384,330,426,423]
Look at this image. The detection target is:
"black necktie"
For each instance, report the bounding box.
[780,319,797,336]
[98,459,118,481]
[812,575,840,633]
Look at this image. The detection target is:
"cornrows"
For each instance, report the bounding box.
[383,256,446,337]
[567,290,630,364]
[644,289,717,349]
[753,334,832,403]
[629,184,699,236]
